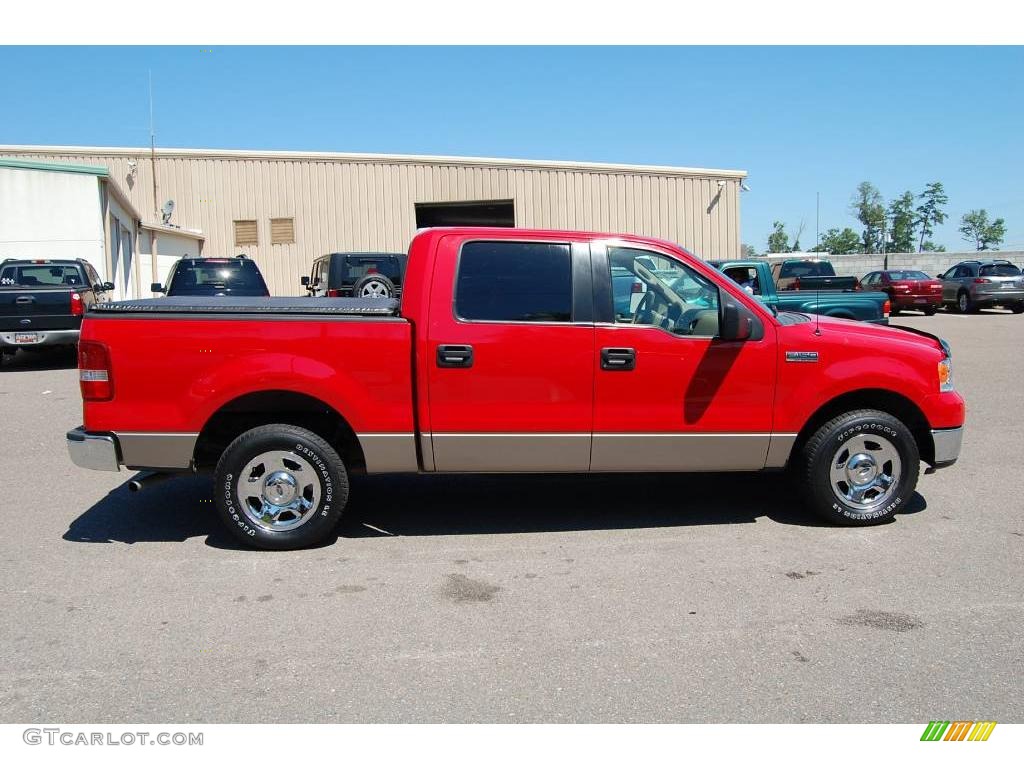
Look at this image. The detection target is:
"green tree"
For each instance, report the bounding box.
[767,221,790,253]
[959,209,1007,250]
[915,182,948,252]
[920,240,946,253]
[887,191,917,253]
[851,182,886,253]
[740,243,758,259]
[811,227,862,255]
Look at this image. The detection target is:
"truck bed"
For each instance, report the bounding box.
[90,296,401,317]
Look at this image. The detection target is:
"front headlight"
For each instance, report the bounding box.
[938,356,954,392]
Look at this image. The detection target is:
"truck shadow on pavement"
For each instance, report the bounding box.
[63,471,928,548]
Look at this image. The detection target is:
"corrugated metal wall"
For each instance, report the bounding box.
[0,147,744,295]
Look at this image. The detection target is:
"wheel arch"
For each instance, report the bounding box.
[788,388,934,467]
[193,389,367,474]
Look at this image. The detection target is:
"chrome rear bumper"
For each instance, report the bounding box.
[1,329,80,347]
[66,427,120,472]
[931,426,963,468]
[67,427,198,471]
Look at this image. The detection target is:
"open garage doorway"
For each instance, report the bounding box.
[415,199,515,228]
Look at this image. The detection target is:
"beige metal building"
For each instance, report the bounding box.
[0,145,746,295]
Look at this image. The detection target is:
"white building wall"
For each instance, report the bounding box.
[0,166,105,273]
[139,228,204,296]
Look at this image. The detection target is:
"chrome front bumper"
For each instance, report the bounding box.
[931,426,963,468]
[67,427,120,472]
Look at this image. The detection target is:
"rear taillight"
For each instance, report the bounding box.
[973,278,991,284]
[70,292,84,316]
[326,288,342,297]
[883,299,891,316]
[891,282,910,292]
[79,341,113,401]
[631,281,643,294]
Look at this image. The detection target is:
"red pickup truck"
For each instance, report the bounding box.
[67,227,965,550]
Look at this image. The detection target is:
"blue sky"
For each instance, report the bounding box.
[2,46,1021,252]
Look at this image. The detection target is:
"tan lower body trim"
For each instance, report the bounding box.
[590,432,773,472]
[429,433,592,472]
[357,433,420,473]
[764,433,798,469]
[115,432,199,470]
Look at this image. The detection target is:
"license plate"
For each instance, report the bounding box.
[914,298,926,303]
[14,333,40,344]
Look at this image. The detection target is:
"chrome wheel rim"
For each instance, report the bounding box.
[360,280,390,298]
[237,450,321,532]
[828,433,902,511]
[959,293,968,312]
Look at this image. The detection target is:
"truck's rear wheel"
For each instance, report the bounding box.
[799,409,919,526]
[214,424,349,550]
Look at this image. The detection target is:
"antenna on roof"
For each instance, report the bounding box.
[149,70,159,219]
[814,192,821,336]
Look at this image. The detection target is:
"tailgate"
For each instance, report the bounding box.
[0,288,78,331]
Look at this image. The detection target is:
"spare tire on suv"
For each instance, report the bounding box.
[352,273,396,299]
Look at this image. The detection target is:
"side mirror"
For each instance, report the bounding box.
[301,276,310,287]
[101,282,115,291]
[719,297,753,341]
[150,282,165,293]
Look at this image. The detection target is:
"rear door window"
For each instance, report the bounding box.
[0,264,83,286]
[169,260,268,294]
[980,264,1021,277]
[455,241,572,322]
[780,262,835,278]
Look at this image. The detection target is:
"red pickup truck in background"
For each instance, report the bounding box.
[67,227,965,550]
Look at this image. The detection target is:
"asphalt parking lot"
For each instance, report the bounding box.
[0,309,1021,723]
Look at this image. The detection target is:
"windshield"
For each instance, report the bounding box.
[779,261,836,278]
[168,260,268,295]
[979,264,1020,277]
[0,263,83,287]
[887,270,930,280]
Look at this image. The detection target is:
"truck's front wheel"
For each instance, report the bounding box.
[799,409,919,526]
[214,424,349,550]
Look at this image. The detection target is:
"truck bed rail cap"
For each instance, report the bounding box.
[89,296,400,316]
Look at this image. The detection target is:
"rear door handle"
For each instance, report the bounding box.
[15,296,34,304]
[601,347,636,371]
[437,344,474,368]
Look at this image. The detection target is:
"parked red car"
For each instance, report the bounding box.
[67,228,965,550]
[861,270,943,316]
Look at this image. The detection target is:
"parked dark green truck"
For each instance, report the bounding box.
[710,261,890,324]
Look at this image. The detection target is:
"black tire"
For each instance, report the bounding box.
[923,306,937,316]
[889,307,900,317]
[352,273,396,299]
[214,424,349,550]
[1010,302,1024,315]
[799,409,920,526]
[957,290,975,314]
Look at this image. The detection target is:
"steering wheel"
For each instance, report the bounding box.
[633,290,657,325]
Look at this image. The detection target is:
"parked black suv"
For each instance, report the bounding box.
[152,256,270,297]
[301,252,406,299]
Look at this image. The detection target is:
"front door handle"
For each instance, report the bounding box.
[601,347,636,371]
[437,344,474,368]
